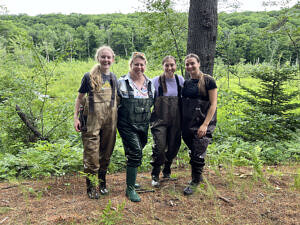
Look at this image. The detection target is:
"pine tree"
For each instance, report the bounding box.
[237,62,300,141]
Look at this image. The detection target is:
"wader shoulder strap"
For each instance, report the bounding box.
[147,80,153,99]
[175,74,182,98]
[85,72,94,113]
[109,72,116,107]
[88,91,94,113]
[125,79,134,98]
[158,76,164,97]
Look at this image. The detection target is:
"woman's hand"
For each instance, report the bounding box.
[74,118,81,132]
[197,124,208,138]
[197,88,217,138]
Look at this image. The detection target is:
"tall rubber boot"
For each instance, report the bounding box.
[98,170,109,195]
[184,160,204,196]
[126,166,141,202]
[86,177,99,199]
[162,161,172,178]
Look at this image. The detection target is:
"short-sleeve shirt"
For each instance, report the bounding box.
[78,72,116,94]
[152,75,184,97]
[117,73,155,99]
[182,75,217,100]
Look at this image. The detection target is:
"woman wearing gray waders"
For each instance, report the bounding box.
[74,46,117,199]
[181,53,217,195]
[117,52,154,202]
[150,56,184,187]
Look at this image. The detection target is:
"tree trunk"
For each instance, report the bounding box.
[187,0,218,77]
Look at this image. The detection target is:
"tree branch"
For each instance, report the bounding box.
[15,104,48,141]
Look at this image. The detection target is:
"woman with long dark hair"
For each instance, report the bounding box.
[181,53,217,195]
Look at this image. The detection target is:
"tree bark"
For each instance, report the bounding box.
[187,0,218,76]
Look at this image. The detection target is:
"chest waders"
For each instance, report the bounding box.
[117,79,153,202]
[81,74,117,198]
[150,75,182,185]
[182,95,217,195]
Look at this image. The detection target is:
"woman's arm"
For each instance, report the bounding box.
[197,88,217,138]
[73,92,85,132]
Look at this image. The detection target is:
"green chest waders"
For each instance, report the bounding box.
[118,79,154,202]
[117,79,154,168]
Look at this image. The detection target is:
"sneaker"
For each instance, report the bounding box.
[100,186,109,195]
[151,175,160,187]
[99,182,109,195]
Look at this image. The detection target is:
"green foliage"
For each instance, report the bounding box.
[239,63,299,115]
[0,37,74,152]
[79,172,99,187]
[99,200,125,225]
[236,63,300,141]
[140,0,187,74]
[0,140,83,180]
[293,168,300,190]
[0,18,299,180]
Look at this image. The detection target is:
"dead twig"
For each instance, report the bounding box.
[1,182,30,190]
[160,178,178,183]
[218,195,233,206]
[15,104,48,141]
[0,217,8,224]
[1,185,18,190]
[126,208,138,217]
[136,189,155,193]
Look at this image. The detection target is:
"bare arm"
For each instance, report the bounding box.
[74,92,85,132]
[197,88,217,138]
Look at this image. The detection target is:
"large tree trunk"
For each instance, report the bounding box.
[187,0,218,76]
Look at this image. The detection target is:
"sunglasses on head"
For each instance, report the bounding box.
[132,52,146,58]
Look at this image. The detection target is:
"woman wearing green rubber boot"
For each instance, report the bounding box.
[117,52,155,202]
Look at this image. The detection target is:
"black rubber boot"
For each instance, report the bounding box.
[98,170,109,195]
[86,177,99,199]
[184,161,204,196]
[126,166,141,202]
[162,161,172,178]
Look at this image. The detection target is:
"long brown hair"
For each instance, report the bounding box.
[184,53,206,96]
[161,55,176,93]
[90,46,115,92]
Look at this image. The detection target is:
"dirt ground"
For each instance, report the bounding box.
[0,164,299,225]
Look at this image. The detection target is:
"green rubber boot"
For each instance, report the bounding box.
[125,166,141,202]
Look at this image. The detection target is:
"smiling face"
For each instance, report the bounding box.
[163,58,176,77]
[185,57,201,77]
[97,49,114,72]
[130,57,146,77]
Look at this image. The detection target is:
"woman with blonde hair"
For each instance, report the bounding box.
[74,45,117,199]
[181,53,217,195]
[117,52,155,202]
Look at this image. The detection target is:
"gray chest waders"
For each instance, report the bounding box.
[150,75,182,176]
[117,79,154,167]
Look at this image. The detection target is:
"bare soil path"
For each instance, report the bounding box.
[0,164,299,225]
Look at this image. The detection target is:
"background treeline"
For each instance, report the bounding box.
[0,6,299,180]
[1,8,299,66]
